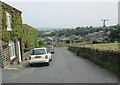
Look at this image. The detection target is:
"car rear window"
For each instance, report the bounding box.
[31,49,46,55]
[46,45,53,48]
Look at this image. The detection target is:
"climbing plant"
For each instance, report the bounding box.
[1,2,38,48]
[1,2,22,42]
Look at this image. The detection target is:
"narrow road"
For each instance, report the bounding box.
[2,48,118,83]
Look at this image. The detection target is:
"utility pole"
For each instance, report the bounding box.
[101,19,109,27]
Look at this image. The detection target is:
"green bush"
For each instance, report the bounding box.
[66,40,70,44]
[46,42,52,45]
[38,40,44,47]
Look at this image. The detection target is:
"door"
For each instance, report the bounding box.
[18,41,22,62]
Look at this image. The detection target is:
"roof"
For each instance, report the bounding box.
[33,48,47,50]
[47,37,53,41]
[61,38,69,41]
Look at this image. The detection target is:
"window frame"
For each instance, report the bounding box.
[9,42,16,60]
[6,11,12,31]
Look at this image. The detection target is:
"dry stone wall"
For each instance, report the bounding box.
[68,46,120,76]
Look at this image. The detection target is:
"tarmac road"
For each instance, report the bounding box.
[2,47,118,83]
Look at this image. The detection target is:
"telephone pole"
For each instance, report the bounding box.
[101,19,109,27]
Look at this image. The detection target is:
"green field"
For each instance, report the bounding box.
[82,43,120,51]
[43,30,55,35]
[73,43,120,51]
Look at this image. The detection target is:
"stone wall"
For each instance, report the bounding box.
[2,42,10,68]
[68,46,120,75]
[1,1,23,68]
[2,41,19,68]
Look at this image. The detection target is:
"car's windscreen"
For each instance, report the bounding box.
[31,49,46,55]
[46,45,53,48]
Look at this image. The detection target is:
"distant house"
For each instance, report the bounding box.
[61,38,69,42]
[59,35,69,42]
[43,36,53,45]
[85,31,104,41]
[1,1,23,68]
[68,35,81,40]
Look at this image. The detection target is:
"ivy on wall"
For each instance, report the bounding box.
[1,2,38,48]
[1,2,22,42]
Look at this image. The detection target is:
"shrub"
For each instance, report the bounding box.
[66,40,70,44]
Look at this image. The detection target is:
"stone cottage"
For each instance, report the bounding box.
[0,1,24,68]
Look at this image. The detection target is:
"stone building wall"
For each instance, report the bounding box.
[2,41,10,68]
[2,41,20,68]
[1,1,23,68]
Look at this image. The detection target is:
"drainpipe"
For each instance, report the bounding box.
[19,37,23,61]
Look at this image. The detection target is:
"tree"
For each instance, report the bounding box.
[92,40,99,44]
[66,40,70,44]
[46,42,52,45]
[38,40,44,47]
[75,27,81,30]
[109,29,120,42]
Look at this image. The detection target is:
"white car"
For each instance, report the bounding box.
[29,48,52,66]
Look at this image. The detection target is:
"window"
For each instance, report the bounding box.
[31,49,46,55]
[6,12,12,31]
[9,42,16,60]
[46,49,50,53]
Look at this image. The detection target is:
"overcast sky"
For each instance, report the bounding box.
[2,0,119,30]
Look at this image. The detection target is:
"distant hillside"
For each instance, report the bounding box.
[38,25,120,42]
[49,25,119,37]
[37,27,66,31]
[43,30,55,35]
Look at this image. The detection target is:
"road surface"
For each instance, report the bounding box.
[2,48,118,83]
